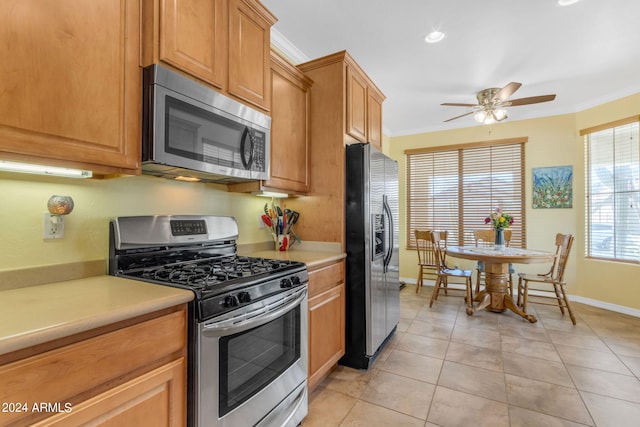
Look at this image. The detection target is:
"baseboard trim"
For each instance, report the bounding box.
[400,277,640,318]
[568,295,640,318]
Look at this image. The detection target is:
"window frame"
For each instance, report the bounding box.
[582,115,640,264]
[405,138,527,250]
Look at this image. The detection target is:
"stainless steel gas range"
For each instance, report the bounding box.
[109,215,308,427]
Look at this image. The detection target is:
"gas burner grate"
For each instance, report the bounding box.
[121,255,300,292]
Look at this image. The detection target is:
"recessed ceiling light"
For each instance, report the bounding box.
[558,0,580,6]
[424,31,445,44]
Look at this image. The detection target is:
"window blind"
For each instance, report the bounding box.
[583,117,640,263]
[406,139,526,249]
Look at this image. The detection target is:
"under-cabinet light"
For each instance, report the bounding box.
[174,175,202,182]
[0,160,92,179]
[254,191,289,199]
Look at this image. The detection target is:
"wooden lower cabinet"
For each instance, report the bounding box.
[32,359,185,427]
[0,305,187,426]
[307,260,345,391]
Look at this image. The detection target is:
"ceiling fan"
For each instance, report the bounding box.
[441,82,556,124]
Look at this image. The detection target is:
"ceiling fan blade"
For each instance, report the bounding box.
[491,82,522,102]
[441,102,478,107]
[508,94,557,106]
[444,111,475,122]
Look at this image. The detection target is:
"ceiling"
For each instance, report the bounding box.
[261,0,640,137]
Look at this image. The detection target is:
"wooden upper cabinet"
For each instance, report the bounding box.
[228,0,276,111]
[344,61,385,149]
[367,91,383,149]
[346,67,368,142]
[142,0,276,112]
[155,0,228,89]
[228,50,312,195]
[264,51,312,193]
[0,0,141,174]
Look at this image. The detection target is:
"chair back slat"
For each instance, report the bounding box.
[474,229,512,247]
[415,229,447,267]
[554,233,574,282]
[429,231,448,271]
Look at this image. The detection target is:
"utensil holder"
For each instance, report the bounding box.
[276,234,290,251]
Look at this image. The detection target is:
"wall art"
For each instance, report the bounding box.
[532,165,573,208]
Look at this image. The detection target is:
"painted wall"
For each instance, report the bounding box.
[388,93,640,310]
[0,174,272,271]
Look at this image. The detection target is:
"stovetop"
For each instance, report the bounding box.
[118,253,304,294]
[109,215,308,321]
[115,254,307,321]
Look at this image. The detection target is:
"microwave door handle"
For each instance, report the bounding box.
[240,126,255,169]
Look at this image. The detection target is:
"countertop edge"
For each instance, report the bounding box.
[239,249,346,270]
[0,277,194,357]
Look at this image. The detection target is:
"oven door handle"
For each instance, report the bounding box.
[202,288,307,336]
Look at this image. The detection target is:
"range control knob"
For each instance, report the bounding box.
[224,295,239,308]
[291,276,301,286]
[280,278,293,288]
[238,291,252,303]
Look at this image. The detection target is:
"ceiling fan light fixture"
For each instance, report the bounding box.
[442,82,556,124]
[424,31,445,44]
[494,108,508,121]
[474,110,487,123]
[484,111,497,125]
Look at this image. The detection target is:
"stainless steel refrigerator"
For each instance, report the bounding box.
[341,143,400,370]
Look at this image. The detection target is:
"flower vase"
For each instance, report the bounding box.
[494,228,505,251]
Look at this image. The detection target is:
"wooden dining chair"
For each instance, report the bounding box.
[474,229,514,296]
[516,233,576,325]
[414,229,448,294]
[429,231,473,312]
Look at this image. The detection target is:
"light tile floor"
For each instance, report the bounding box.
[303,284,640,427]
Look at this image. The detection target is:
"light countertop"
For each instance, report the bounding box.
[0,243,342,357]
[0,276,193,356]
[239,241,345,270]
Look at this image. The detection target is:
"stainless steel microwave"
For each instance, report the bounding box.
[142,65,271,183]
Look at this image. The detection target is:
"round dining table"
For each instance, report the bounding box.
[446,246,556,323]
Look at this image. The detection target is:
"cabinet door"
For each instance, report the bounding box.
[308,283,345,390]
[32,359,186,427]
[346,67,368,142]
[0,308,186,426]
[265,53,311,193]
[368,91,383,150]
[228,0,275,111]
[0,0,141,173]
[159,0,227,89]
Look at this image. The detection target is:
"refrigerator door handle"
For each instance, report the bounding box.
[383,195,394,273]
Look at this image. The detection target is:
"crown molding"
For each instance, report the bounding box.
[270,28,310,65]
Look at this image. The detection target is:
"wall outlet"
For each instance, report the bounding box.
[43,212,65,239]
[258,214,265,228]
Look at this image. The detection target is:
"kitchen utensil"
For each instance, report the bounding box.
[261,214,272,227]
[286,211,300,235]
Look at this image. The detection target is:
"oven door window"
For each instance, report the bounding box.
[218,305,300,417]
[164,96,266,173]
